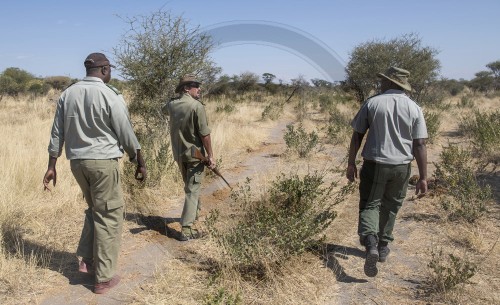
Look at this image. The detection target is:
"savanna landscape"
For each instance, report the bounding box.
[1,10,499,305]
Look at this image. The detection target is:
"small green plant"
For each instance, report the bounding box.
[204,288,242,305]
[261,102,283,120]
[423,110,441,143]
[428,248,477,293]
[215,104,235,113]
[433,145,491,222]
[283,123,318,158]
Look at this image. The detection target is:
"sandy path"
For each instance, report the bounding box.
[38,120,290,305]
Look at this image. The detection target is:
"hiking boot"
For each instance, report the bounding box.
[363,235,379,277]
[177,226,202,241]
[78,258,95,275]
[94,275,121,294]
[378,242,390,263]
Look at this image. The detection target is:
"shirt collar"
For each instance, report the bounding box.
[383,89,405,95]
[83,76,104,83]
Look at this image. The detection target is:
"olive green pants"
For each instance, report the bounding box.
[71,159,124,283]
[358,161,411,244]
[178,161,204,227]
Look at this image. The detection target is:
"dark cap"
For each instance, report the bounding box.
[84,52,116,69]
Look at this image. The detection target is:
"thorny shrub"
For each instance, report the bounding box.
[324,107,352,145]
[433,145,491,222]
[206,172,355,280]
[427,248,477,293]
[283,123,319,158]
[423,110,441,143]
[458,109,500,164]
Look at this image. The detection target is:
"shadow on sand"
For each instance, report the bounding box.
[313,243,368,283]
[4,237,94,291]
[126,213,184,240]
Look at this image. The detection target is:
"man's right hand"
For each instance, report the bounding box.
[206,156,217,170]
[135,165,147,182]
[346,164,357,182]
[415,179,428,197]
[43,168,57,191]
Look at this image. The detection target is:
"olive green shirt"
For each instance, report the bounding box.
[164,93,211,163]
[48,77,141,161]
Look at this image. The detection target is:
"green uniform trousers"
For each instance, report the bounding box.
[358,161,411,244]
[70,159,124,283]
[178,161,204,227]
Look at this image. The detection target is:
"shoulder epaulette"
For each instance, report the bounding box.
[106,84,121,95]
[63,81,78,91]
[367,93,383,100]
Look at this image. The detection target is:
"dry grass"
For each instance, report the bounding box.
[0,91,498,304]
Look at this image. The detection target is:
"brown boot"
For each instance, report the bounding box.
[94,275,121,294]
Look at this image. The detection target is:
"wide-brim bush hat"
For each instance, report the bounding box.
[175,74,202,93]
[377,66,412,91]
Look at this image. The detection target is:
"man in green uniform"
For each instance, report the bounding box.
[346,67,428,277]
[43,52,147,294]
[164,74,216,241]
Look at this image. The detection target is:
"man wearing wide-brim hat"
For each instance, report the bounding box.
[163,74,216,241]
[346,66,428,278]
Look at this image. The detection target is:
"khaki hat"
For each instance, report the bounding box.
[175,74,201,93]
[377,66,412,91]
[84,52,116,68]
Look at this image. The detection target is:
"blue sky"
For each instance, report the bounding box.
[1,0,498,82]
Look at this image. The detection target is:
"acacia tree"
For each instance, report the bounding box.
[345,33,440,104]
[113,10,220,189]
[114,10,220,130]
[486,60,500,90]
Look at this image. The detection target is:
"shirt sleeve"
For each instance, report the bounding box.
[47,97,65,157]
[351,102,369,134]
[196,102,211,136]
[413,107,428,139]
[109,95,141,159]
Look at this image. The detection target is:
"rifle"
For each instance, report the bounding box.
[191,146,232,189]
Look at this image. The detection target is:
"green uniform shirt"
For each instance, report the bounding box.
[48,77,141,161]
[165,93,211,163]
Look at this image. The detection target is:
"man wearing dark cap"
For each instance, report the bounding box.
[346,67,428,277]
[43,52,147,294]
[163,74,216,241]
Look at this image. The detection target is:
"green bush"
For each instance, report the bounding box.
[206,173,355,279]
[433,145,491,222]
[458,110,500,163]
[261,102,283,120]
[44,76,73,91]
[423,110,441,143]
[325,107,352,145]
[283,123,318,158]
[428,248,477,293]
[459,95,474,108]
